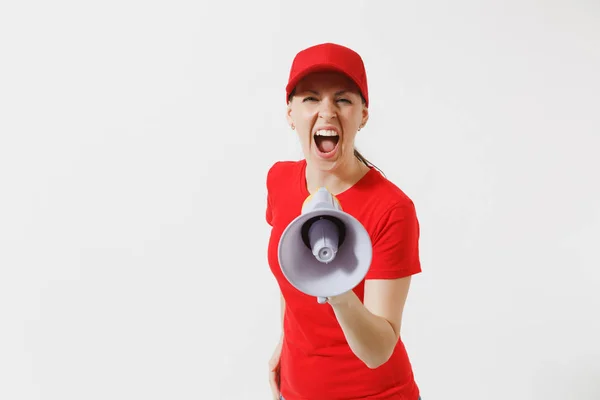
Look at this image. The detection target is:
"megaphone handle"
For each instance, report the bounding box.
[317,296,328,304]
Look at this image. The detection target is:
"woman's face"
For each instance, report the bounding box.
[287,71,368,172]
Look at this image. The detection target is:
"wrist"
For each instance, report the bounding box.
[327,290,356,307]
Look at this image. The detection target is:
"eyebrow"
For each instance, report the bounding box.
[304,89,352,96]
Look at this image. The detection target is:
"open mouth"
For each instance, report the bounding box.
[314,129,340,156]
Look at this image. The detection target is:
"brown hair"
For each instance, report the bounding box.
[287,89,385,176]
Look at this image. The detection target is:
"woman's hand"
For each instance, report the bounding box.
[326,289,355,306]
[268,339,283,399]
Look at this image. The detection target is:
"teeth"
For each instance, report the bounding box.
[315,130,339,136]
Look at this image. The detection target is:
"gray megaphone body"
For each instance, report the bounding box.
[278,187,373,303]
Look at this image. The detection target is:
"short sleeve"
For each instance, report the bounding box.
[266,190,273,226]
[265,162,278,226]
[365,201,422,280]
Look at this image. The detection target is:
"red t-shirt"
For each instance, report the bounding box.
[266,159,422,400]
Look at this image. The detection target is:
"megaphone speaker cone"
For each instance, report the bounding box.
[278,208,373,300]
[308,217,340,263]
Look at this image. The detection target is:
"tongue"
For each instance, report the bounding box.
[317,137,337,153]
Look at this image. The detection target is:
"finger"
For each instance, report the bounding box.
[269,373,280,398]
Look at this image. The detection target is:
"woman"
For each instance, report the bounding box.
[266,42,422,400]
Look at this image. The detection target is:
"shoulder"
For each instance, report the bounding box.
[373,176,418,238]
[374,170,414,205]
[266,159,305,189]
[265,159,306,226]
[358,168,417,220]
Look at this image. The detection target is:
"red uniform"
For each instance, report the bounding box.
[266,159,422,400]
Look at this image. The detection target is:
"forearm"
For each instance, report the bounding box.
[279,293,285,340]
[329,291,398,369]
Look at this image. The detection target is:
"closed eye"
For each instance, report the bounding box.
[302,97,352,104]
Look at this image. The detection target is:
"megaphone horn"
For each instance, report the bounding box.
[300,215,346,263]
[278,187,373,304]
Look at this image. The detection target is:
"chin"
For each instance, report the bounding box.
[309,150,344,171]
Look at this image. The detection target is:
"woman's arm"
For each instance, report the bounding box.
[328,276,412,369]
[279,293,285,339]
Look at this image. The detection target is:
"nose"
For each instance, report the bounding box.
[318,98,337,120]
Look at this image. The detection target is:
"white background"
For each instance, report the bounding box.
[1,0,599,399]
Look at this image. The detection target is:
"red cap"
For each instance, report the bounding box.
[286,43,369,107]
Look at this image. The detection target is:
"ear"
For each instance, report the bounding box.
[286,102,294,127]
[361,106,369,129]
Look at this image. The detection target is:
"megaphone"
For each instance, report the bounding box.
[278,187,373,304]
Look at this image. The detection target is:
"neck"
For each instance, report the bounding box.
[305,156,370,195]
